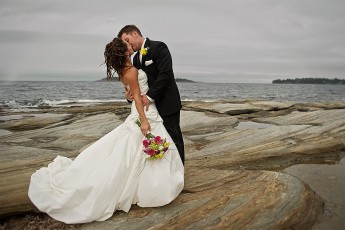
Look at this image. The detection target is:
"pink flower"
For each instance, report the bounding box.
[154,136,162,144]
[144,148,155,156]
[143,139,150,148]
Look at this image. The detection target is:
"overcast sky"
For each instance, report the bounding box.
[0,0,344,83]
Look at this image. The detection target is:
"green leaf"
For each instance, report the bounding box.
[146,133,155,139]
[135,119,141,127]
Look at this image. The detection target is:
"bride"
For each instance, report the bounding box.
[28,37,184,224]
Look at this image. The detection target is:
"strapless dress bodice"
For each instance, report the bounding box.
[138,69,148,95]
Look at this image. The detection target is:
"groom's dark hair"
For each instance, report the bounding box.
[117,25,143,38]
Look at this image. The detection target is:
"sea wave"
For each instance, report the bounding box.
[0,98,127,109]
[0,97,220,111]
[1,81,344,111]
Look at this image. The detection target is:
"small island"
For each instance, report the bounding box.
[175,77,195,83]
[272,78,345,84]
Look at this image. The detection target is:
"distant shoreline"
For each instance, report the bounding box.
[272,78,345,84]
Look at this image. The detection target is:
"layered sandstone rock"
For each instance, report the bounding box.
[1,100,344,229]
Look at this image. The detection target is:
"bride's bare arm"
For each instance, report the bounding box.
[122,68,150,136]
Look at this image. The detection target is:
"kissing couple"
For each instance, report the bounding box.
[28,24,185,224]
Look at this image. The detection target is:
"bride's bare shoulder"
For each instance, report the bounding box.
[123,66,138,76]
[122,66,138,84]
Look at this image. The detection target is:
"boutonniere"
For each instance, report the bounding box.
[140,47,149,56]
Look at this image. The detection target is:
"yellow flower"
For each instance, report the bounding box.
[140,47,148,56]
[156,153,164,159]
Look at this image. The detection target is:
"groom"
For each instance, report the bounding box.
[118,25,185,165]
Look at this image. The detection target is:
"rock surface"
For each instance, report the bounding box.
[1,100,345,229]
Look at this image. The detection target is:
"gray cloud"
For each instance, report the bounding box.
[0,0,344,82]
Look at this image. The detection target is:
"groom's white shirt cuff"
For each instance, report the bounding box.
[142,94,154,102]
[147,95,154,102]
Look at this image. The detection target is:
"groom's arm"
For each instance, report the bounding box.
[146,42,174,101]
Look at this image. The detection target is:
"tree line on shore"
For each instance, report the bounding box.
[272,78,345,84]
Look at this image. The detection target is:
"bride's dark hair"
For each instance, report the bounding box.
[104,38,128,80]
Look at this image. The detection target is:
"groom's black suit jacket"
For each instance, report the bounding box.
[133,38,182,117]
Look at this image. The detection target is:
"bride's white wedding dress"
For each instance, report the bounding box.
[28,69,184,224]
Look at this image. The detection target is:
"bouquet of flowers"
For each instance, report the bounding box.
[135,119,170,160]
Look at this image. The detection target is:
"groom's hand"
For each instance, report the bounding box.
[141,95,150,111]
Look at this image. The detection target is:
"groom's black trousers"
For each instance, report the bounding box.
[161,111,185,165]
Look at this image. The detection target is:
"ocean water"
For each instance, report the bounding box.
[1,81,345,110]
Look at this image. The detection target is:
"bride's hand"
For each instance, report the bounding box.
[140,119,151,136]
[141,95,150,111]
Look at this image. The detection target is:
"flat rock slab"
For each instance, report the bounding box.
[0,113,73,131]
[1,100,344,229]
[80,168,322,230]
[183,100,294,115]
[1,168,322,230]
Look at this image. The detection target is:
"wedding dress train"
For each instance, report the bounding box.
[28,70,184,224]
